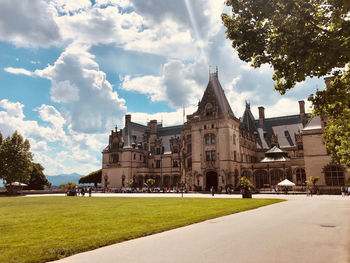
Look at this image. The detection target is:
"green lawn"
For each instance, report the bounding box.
[0,196,284,263]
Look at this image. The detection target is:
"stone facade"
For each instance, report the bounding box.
[102,71,349,192]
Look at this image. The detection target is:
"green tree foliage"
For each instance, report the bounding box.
[0,131,33,184]
[59,182,77,190]
[79,169,102,187]
[237,176,254,192]
[25,163,51,190]
[309,72,350,169]
[222,0,350,93]
[144,178,155,190]
[222,0,350,168]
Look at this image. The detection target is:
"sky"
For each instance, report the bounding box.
[0,0,325,176]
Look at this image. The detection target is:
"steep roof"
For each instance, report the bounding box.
[241,102,257,133]
[122,121,182,152]
[195,72,234,117]
[254,115,307,149]
[303,116,322,131]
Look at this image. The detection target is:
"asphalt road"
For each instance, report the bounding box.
[51,195,350,263]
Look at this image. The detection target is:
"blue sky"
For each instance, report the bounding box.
[0,0,325,175]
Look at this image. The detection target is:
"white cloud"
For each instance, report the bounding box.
[4,67,33,76]
[0,100,66,143]
[35,104,66,129]
[121,59,206,108]
[122,75,164,102]
[51,0,91,14]
[0,99,104,175]
[51,80,80,103]
[0,99,25,119]
[24,44,127,133]
[0,0,60,47]
[130,105,197,127]
[53,4,197,60]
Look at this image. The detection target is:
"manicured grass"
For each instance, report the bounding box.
[0,196,284,263]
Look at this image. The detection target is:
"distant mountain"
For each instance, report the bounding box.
[0,173,84,189]
[47,173,83,186]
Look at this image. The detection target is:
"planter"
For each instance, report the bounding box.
[242,191,252,198]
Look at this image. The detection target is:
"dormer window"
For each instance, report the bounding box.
[205,103,214,116]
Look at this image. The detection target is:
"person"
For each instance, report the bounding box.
[88,187,92,197]
[348,186,350,196]
[81,187,85,196]
[306,186,310,197]
[210,186,214,196]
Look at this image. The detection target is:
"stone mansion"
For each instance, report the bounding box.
[102,71,349,191]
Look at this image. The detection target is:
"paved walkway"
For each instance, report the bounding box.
[49,194,350,263]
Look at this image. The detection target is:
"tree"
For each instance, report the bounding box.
[24,163,51,190]
[237,176,254,198]
[309,72,350,169]
[306,176,319,193]
[79,169,102,188]
[144,178,155,191]
[59,182,77,190]
[222,0,350,167]
[0,131,33,184]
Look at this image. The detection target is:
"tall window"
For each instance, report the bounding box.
[156,160,161,168]
[324,165,345,186]
[211,134,216,144]
[211,151,216,161]
[296,168,306,186]
[234,151,236,161]
[187,158,192,168]
[206,151,211,161]
[205,134,210,144]
[187,144,192,153]
[205,134,215,144]
[270,169,283,186]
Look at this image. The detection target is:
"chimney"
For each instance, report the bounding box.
[125,114,131,124]
[149,120,157,134]
[298,100,305,115]
[258,106,265,125]
[298,100,307,126]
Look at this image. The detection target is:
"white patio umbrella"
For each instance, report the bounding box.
[5,182,28,186]
[277,179,295,186]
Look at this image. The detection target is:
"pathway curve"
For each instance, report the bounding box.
[50,195,350,263]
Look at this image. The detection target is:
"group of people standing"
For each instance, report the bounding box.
[66,187,93,197]
[340,186,350,197]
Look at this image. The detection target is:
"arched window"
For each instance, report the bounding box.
[296,168,306,186]
[254,170,268,188]
[205,103,214,116]
[324,165,345,186]
[270,169,283,186]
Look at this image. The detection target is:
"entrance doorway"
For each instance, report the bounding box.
[206,171,218,191]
